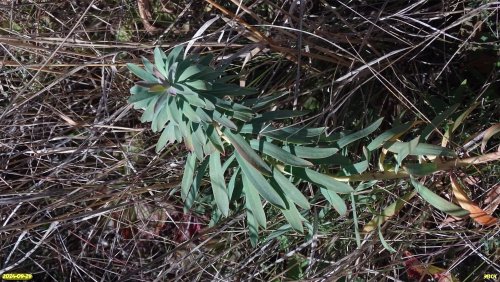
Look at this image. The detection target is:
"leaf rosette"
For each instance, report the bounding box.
[127,46,255,157]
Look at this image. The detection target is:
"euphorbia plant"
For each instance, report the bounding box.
[127,46,359,245]
[127,46,490,246]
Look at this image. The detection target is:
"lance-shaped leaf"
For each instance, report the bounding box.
[405,163,438,176]
[198,53,214,66]
[185,157,209,211]
[165,45,184,73]
[154,47,168,79]
[209,152,230,217]
[250,139,313,167]
[129,96,156,110]
[395,136,420,166]
[184,79,210,91]
[127,63,157,82]
[290,167,353,194]
[243,175,267,228]
[156,122,176,152]
[320,188,347,216]
[191,123,206,160]
[203,139,217,156]
[172,124,182,143]
[224,129,272,176]
[283,145,339,159]
[221,154,236,173]
[167,96,181,125]
[180,92,211,110]
[213,111,237,130]
[181,102,201,123]
[150,94,171,132]
[205,83,257,97]
[242,92,287,111]
[420,104,460,142]
[178,65,206,82]
[250,110,309,124]
[240,124,325,144]
[213,97,253,113]
[174,53,193,82]
[228,167,242,202]
[336,117,383,148]
[130,84,151,95]
[272,169,310,210]
[272,127,326,143]
[236,152,286,208]
[246,201,259,247]
[141,56,155,73]
[140,95,161,123]
[177,118,193,151]
[410,177,469,217]
[451,101,480,133]
[281,197,304,233]
[206,125,225,154]
[181,153,197,201]
[153,97,171,132]
[384,142,456,157]
[195,107,213,123]
[367,122,415,151]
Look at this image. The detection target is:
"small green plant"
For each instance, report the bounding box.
[127,46,499,246]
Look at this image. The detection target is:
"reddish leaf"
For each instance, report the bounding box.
[403,251,459,281]
[450,175,498,226]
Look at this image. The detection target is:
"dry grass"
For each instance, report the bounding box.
[1,0,498,281]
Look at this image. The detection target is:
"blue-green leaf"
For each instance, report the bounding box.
[236,152,286,208]
[184,157,209,211]
[181,103,201,123]
[290,167,353,194]
[241,92,287,111]
[127,63,157,82]
[281,198,304,233]
[384,141,456,157]
[283,145,339,159]
[178,65,205,82]
[420,104,459,142]
[141,56,155,73]
[272,169,310,210]
[336,118,383,148]
[167,96,181,125]
[250,139,313,167]
[156,122,175,152]
[228,167,242,201]
[243,174,267,228]
[209,152,230,217]
[154,47,168,79]
[153,98,170,132]
[213,111,237,130]
[166,45,184,72]
[367,122,414,151]
[224,129,272,176]
[140,95,160,123]
[246,201,259,247]
[395,136,420,166]
[181,153,197,201]
[250,110,309,124]
[240,124,325,144]
[206,125,225,154]
[191,123,206,160]
[410,177,469,217]
[320,188,347,216]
